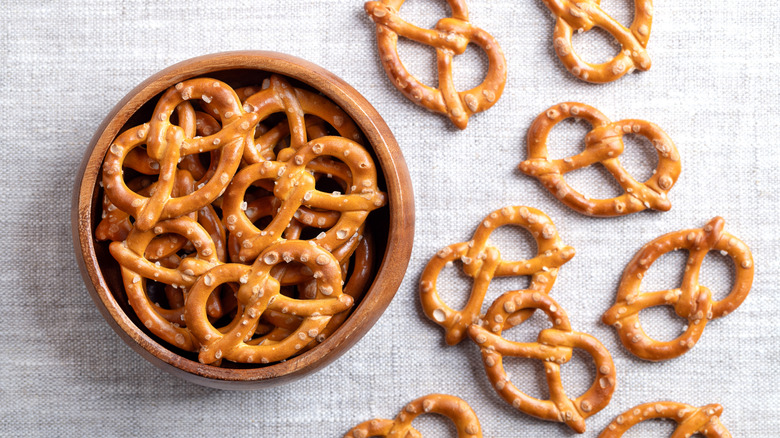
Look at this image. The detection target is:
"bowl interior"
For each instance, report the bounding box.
[75,52,412,388]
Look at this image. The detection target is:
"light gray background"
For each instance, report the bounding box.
[1,0,778,436]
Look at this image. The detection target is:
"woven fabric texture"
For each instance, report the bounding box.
[1,0,778,436]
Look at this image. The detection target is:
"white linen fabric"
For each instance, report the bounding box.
[1,0,778,436]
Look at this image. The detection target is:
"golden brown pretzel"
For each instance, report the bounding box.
[364,0,506,129]
[468,291,616,433]
[344,394,482,438]
[109,215,224,351]
[602,217,753,361]
[598,402,731,437]
[221,136,386,262]
[240,75,363,163]
[420,206,574,345]
[520,102,680,217]
[184,240,354,364]
[103,78,261,231]
[542,0,653,83]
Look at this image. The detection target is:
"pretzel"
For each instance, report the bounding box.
[542,0,653,83]
[420,206,575,345]
[185,240,354,364]
[103,78,261,231]
[344,394,482,438]
[240,75,363,162]
[109,214,224,351]
[221,136,386,262]
[364,0,506,129]
[468,291,616,433]
[598,402,731,437]
[602,217,753,361]
[520,103,680,217]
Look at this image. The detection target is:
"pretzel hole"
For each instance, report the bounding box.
[559,348,598,401]
[618,134,659,183]
[411,414,459,437]
[638,305,688,342]
[640,249,687,293]
[501,353,550,400]
[451,43,490,92]
[617,418,680,437]
[397,38,439,88]
[499,309,552,344]
[145,279,178,310]
[485,225,539,262]
[699,250,736,302]
[547,118,623,198]
[400,0,452,30]
[434,260,477,311]
[570,27,622,65]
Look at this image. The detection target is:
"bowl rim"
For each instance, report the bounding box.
[71,50,415,389]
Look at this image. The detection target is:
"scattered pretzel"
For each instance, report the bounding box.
[598,402,732,437]
[364,0,506,129]
[602,217,753,361]
[468,291,616,433]
[520,102,680,217]
[420,206,574,345]
[344,394,482,438]
[542,0,653,82]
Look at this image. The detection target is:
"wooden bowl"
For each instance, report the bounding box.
[71,51,414,389]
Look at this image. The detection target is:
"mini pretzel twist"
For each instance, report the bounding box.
[364,0,506,129]
[468,291,616,433]
[542,0,653,82]
[420,206,575,345]
[103,78,261,231]
[109,214,224,351]
[598,402,732,437]
[221,136,386,262]
[184,240,354,364]
[602,217,754,361]
[344,394,482,438]
[239,75,363,162]
[520,102,680,217]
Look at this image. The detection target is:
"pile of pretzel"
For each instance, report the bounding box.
[96,75,387,366]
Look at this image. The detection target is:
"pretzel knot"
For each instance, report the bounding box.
[185,240,354,365]
[542,0,653,82]
[598,402,732,437]
[468,291,616,434]
[344,394,482,438]
[420,206,575,345]
[602,217,754,361]
[365,0,506,129]
[103,78,261,231]
[520,102,680,217]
